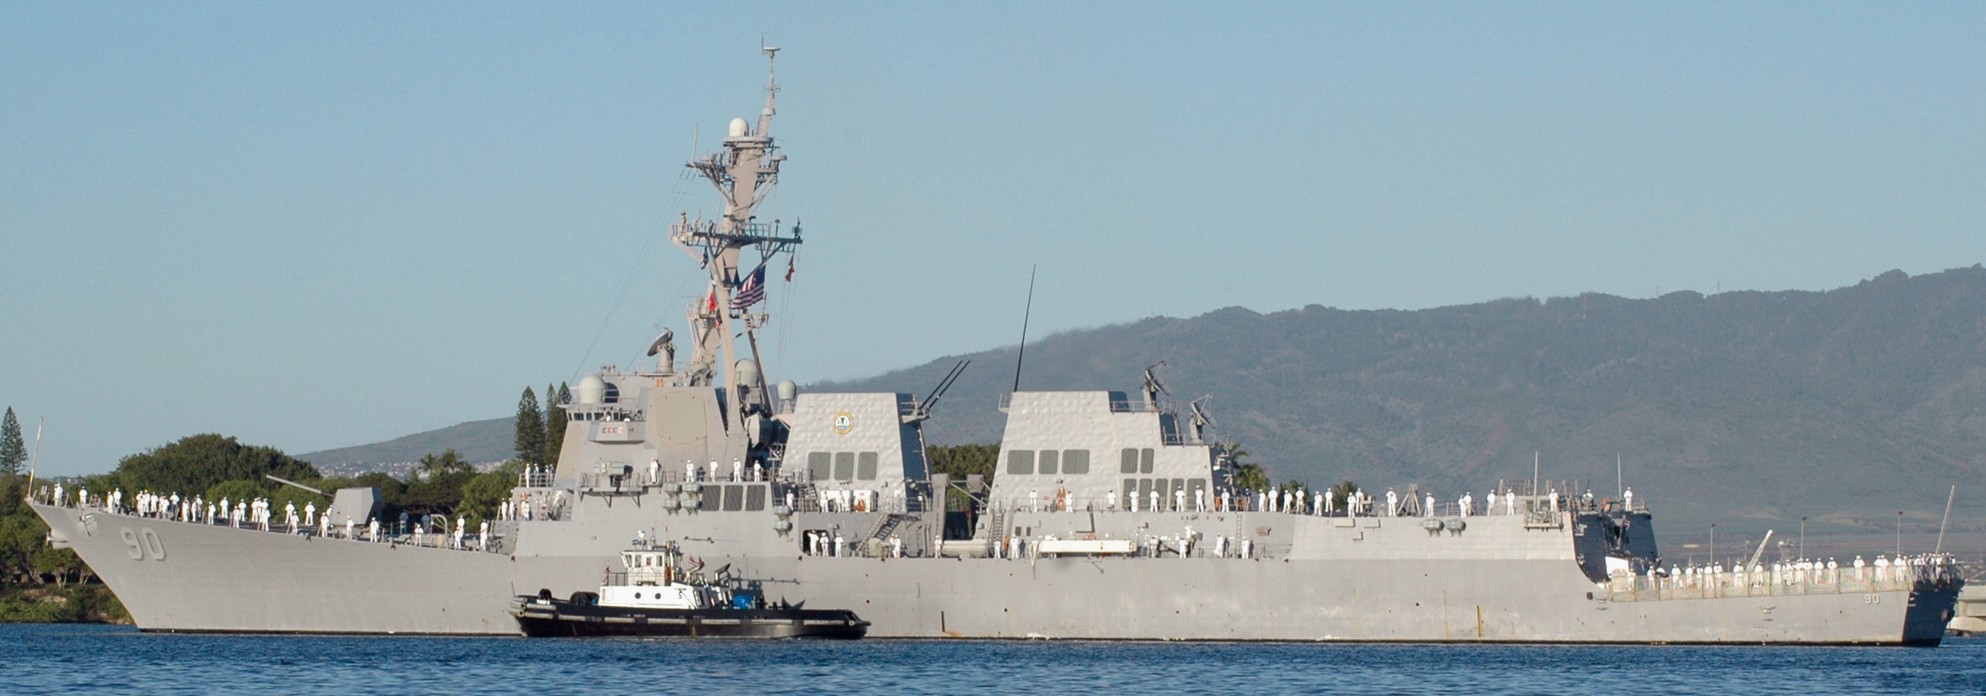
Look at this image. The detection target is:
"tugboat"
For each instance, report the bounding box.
[510,535,868,639]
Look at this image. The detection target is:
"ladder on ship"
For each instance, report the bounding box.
[863,512,908,545]
[987,506,1006,550]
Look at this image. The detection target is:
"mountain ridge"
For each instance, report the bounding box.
[302,266,1986,533]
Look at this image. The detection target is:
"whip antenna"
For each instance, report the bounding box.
[1012,265,1037,392]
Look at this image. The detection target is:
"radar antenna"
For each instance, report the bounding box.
[1188,395,1217,444]
[645,329,677,374]
[1141,361,1169,407]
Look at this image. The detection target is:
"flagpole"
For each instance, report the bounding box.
[26,418,43,499]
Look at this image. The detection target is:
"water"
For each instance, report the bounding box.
[6,624,1986,695]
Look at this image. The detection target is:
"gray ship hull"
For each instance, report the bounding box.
[35,500,1955,643]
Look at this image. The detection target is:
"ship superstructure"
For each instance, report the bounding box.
[29,53,1962,644]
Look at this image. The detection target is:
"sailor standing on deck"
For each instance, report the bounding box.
[1176,488,1187,513]
[1107,490,1118,511]
[1548,488,1559,513]
[479,521,490,551]
[1151,490,1161,513]
[649,458,660,485]
[733,459,743,482]
[1195,488,1206,512]
[1623,487,1634,510]
[686,460,697,482]
[1487,491,1498,516]
[1220,490,1230,512]
[368,518,380,542]
[1385,490,1398,517]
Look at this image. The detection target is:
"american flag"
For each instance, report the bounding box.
[732,264,766,310]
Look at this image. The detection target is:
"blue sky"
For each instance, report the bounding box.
[3,3,1981,475]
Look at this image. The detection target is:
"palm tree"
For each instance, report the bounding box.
[1329,480,1361,507]
[1231,463,1270,494]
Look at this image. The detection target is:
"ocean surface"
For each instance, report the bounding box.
[5,624,1986,695]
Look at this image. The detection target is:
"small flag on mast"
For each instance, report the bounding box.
[732,264,766,310]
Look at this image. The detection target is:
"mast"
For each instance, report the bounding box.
[671,47,803,430]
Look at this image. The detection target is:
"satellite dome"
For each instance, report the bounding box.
[776,379,797,401]
[576,375,606,405]
[728,117,749,138]
[735,359,760,387]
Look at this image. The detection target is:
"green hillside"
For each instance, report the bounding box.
[821,266,1986,535]
[304,267,1986,537]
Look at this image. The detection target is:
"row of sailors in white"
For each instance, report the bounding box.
[500,491,566,521]
[1651,554,1950,588]
[989,528,1273,560]
[819,489,875,513]
[666,458,766,485]
[803,529,846,557]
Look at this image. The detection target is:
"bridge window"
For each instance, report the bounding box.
[857,452,879,481]
[1140,448,1155,474]
[746,485,766,511]
[722,485,743,511]
[1063,449,1089,475]
[833,452,855,481]
[1039,450,1059,475]
[1006,450,1035,475]
[1120,448,1138,474]
[808,452,831,481]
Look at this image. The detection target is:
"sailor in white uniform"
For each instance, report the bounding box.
[1385,490,1398,517]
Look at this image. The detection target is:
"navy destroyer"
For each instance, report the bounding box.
[29,51,1962,643]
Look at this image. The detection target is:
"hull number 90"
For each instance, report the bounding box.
[120,527,166,561]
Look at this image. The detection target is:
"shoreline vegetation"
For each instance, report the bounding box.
[0,584,128,624]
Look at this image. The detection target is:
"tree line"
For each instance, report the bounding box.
[1,384,569,602]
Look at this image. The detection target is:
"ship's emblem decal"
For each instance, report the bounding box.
[832,411,853,435]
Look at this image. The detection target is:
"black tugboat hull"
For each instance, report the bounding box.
[510,597,869,639]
